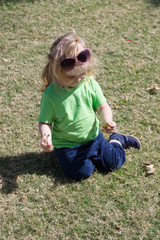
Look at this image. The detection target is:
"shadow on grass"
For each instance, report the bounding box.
[148,0,160,6]
[0,0,37,5]
[0,0,35,2]
[0,151,73,194]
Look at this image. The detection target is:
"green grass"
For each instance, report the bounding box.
[0,0,160,239]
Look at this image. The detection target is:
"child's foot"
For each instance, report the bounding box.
[108,133,141,149]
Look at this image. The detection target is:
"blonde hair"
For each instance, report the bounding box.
[41,31,95,91]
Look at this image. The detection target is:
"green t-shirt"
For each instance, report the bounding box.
[38,76,106,148]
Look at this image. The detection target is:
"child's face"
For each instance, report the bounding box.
[56,65,87,88]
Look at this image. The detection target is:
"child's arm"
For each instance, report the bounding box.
[39,121,54,152]
[97,102,116,134]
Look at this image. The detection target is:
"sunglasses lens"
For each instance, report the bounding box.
[60,58,75,71]
[78,49,90,62]
[60,49,91,71]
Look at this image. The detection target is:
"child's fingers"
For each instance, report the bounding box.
[103,122,116,130]
[109,122,116,129]
[45,145,54,152]
[41,138,53,152]
[47,144,54,151]
[41,138,47,148]
[43,144,53,152]
[103,121,116,134]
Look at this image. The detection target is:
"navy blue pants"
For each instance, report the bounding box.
[55,131,126,181]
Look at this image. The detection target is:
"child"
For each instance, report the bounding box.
[38,31,140,181]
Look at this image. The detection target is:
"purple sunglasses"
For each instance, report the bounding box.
[59,48,91,71]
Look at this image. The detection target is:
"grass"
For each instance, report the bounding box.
[0,0,160,239]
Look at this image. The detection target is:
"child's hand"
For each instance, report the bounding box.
[103,121,116,134]
[41,133,54,152]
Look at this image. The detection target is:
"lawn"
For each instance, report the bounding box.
[0,0,160,239]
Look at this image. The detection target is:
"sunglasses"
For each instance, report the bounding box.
[60,49,91,71]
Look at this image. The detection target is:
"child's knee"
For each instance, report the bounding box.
[102,143,126,170]
[67,159,95,181]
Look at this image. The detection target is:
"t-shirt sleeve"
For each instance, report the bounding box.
[92,79,106,108]
[38,93,55,124]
